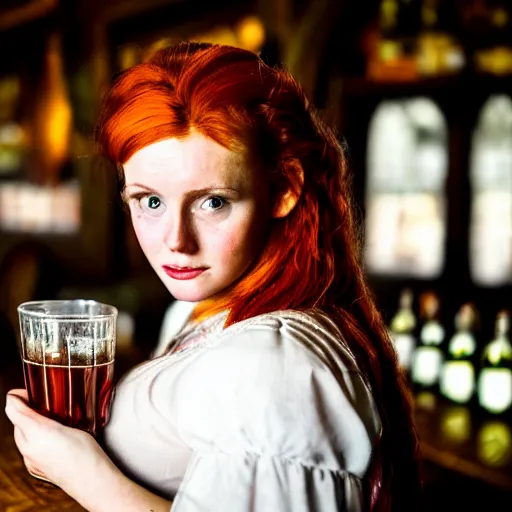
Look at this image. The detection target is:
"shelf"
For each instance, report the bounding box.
[414,393,512,492]
[341,72,512,99]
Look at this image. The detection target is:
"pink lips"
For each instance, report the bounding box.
[162,265,207,280]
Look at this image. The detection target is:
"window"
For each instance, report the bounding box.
[469,95,512,286]
[365,98,448,277]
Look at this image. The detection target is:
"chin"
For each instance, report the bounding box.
[171,292,207,302]
[162,280,216,303]
[157,268,238,303]
[165,287,207,303]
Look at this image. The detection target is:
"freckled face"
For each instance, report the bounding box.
[122,134,271,302]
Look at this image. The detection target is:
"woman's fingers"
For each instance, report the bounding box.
[7,389,29,402]
[10,409,54,483]
[5,395,23,424]
[6,392,63,432]
[5,393,37,425]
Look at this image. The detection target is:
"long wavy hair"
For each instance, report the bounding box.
[95,42,421,511]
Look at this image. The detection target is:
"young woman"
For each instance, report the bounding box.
[6,42,421,511]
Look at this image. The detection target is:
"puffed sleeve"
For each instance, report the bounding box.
[168,318,381,512]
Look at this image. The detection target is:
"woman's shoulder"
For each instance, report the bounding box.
[214,308,362,375]
[173,309,382,474]
[192,309,380,429]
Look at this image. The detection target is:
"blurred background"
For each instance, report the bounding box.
[1,0,512,509]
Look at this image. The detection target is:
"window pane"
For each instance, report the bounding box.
[470,95,512,286]
[365,98,448,277]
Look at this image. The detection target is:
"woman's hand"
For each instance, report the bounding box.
[5,389,173,512]
[4,389,109,495]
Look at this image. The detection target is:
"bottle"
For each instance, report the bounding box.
[379,0,401,58]
[440,303,479,404]
[411,291,445,392]
[477,310,512,415]
[32,32,72,185]
[473,3,512,76]
[417,0,465,76]
[389,288,417,378]
[372,0,420,81]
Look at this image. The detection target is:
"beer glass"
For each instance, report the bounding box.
[18,300,117,438]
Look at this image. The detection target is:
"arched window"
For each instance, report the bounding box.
[365,98,448,277]
[469,95,512,286]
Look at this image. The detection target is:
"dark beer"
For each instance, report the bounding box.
[23,358,114,436]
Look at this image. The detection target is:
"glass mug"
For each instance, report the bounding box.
[18,300,117,438]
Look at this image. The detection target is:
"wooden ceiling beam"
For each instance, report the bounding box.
[0,0,59,31]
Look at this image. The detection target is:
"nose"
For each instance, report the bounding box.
[163,211,198,254]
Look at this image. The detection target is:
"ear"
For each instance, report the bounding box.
[272,159,304,218]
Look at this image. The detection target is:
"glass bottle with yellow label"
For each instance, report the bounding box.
[440,302,479,404]
[477,310,512,416]
[411,291,445,394]
[389,288,417,381]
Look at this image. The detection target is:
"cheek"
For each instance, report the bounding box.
[131,216,160,257]
[208,215,266,263]
[206,227,239,258]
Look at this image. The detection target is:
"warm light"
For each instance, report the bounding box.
[44,98,71,174]
[440,361,475,403]
[478,369,512,414]
[32,33,72,184]
[0,75,20,121]
[440,405,471,443]
[389,289,416,370]
[119,45,142,70]
[415,390,437,410]
[365,99,448,277]
[0,181,80,233]
[477,421,512,467]
[192,26,239,47]
[140,17,265,67]
[491,8,509,27]
[470,95,512,285]
[412,346,443,386]
[236,16,265,53]
[390,332,415,370]
[449,332,476,357]
[142,38,176,62]
[0,122,26,173]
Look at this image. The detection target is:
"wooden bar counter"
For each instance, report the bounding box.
[414,390,512,492]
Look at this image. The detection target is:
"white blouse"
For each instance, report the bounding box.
[103,302,382,511]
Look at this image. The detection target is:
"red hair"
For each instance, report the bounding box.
[96,42,420,511]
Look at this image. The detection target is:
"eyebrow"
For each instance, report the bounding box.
[124,183,156,193]
[123,183,239,199]
[122,183,154,203]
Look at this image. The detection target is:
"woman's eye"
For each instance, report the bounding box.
[135,194,165,216]
[146,196,161,209]
[200,196,226,211]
